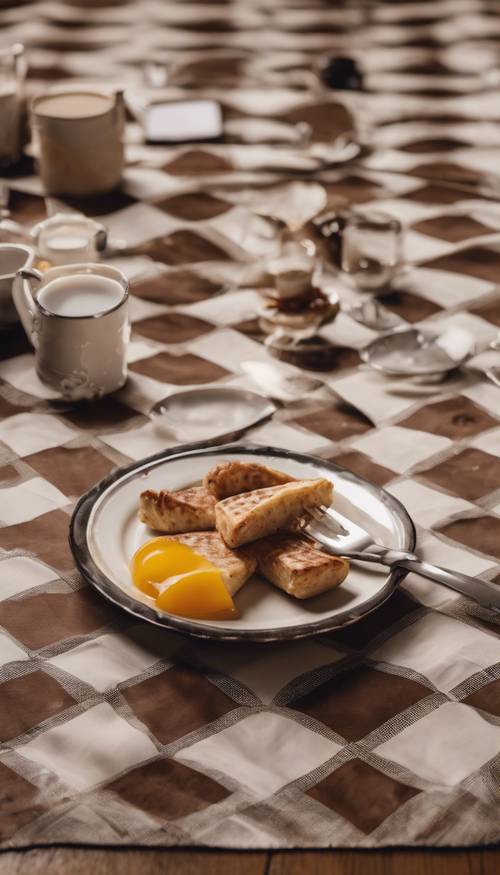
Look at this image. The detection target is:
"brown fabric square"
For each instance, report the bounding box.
[329,591,418,650]
[406,184,472,206]
[155,192,232,221]
[24,446,115,497]
[328,451,395,486]
[436,516,500,561]
[122,666,235,744]
[421,448,500,501]
[130,352,230,385]
[422,248,500,283]
[323,176,383,204]
[0,510,73,570]
[61,397,140,431]
[308,758,419,833]
[469,299,500,328]
[464,679,500,717]
[0,394,33,419]
[164,150,232,176]
[292,665,430,742]
[412,215,490,243]
[377,290,441,323]
[282,101,353,144]
[8,190,47,226]
[398,397,499,439]
[0,671,75,742]
[0,464,19,483]
[293,401,372,442]
[401,137,467,154]
[131,270,222,306]
[108,757,229,821]
[136,230,231,266]
[0,762,44,842]
[133,312,214,344]
[0,588,115,650]
[411,162,482,184]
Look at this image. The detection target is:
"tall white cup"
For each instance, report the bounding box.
[13,263,129,400]
[31,90,124,197]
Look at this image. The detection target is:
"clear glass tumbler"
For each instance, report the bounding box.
[341,209,402,294]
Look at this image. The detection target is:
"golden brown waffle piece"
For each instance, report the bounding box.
[139,486,216,533]
[250,533,349,599]
[215,478,333,548]
[203,461,294,500]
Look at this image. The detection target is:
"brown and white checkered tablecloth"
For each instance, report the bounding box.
[1,0,500,852]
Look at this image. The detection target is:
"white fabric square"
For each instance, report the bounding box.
[48,630,166,692]
[102,420,177,461]
[0,414,76,457]
[462,381,500,418]
[187,328,271,372]
[401,268,494,309]
[128,296,169,324]
[350,426,451,473]
[181,289,261,327]
[328,370,430,424]
[427,311,499,348]
[376,703,500,787]
[321,312,378,351]
[101,203,177,247]
[19,703,158,792]
[250,419,331,454]
[0,355,60,400]
[0,477,68,526]
[126,338,161,364]
[387,479,473,527]
[374,613,500,691]
[0,632,27,668]
[402,572,461,609]
[404,230,452,263]
[0,556,57,601]
[470,427,500,458]
[175,711,340,798]
[418,531,496,576]
[198,641,343,704]
[122,166,178,200]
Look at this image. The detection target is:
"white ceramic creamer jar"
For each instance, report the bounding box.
[13,263,129,400]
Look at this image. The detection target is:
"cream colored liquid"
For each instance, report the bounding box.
[38,274,123,317]
[35,92,113,119]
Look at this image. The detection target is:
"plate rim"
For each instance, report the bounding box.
[69,441,416,643]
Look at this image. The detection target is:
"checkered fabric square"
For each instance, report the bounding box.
[1,0,500,851]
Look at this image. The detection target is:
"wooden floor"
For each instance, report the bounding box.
[0,849,499,874]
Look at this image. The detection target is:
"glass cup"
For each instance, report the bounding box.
[341,209,403,294]
[31,214,107,267]
[0,43,26,168]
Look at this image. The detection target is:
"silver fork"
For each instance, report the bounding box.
[305,506,500,613]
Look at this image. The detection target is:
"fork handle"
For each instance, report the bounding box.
[347,547,500,614]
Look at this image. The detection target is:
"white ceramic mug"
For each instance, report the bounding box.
[13,263,129,400]
[30,90,125,197]
[0,243,34,327]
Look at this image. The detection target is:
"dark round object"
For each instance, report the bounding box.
[320,56,363,91]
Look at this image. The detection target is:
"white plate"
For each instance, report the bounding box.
[70,443,415,642]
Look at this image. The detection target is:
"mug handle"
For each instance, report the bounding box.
[12,268,43,348]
